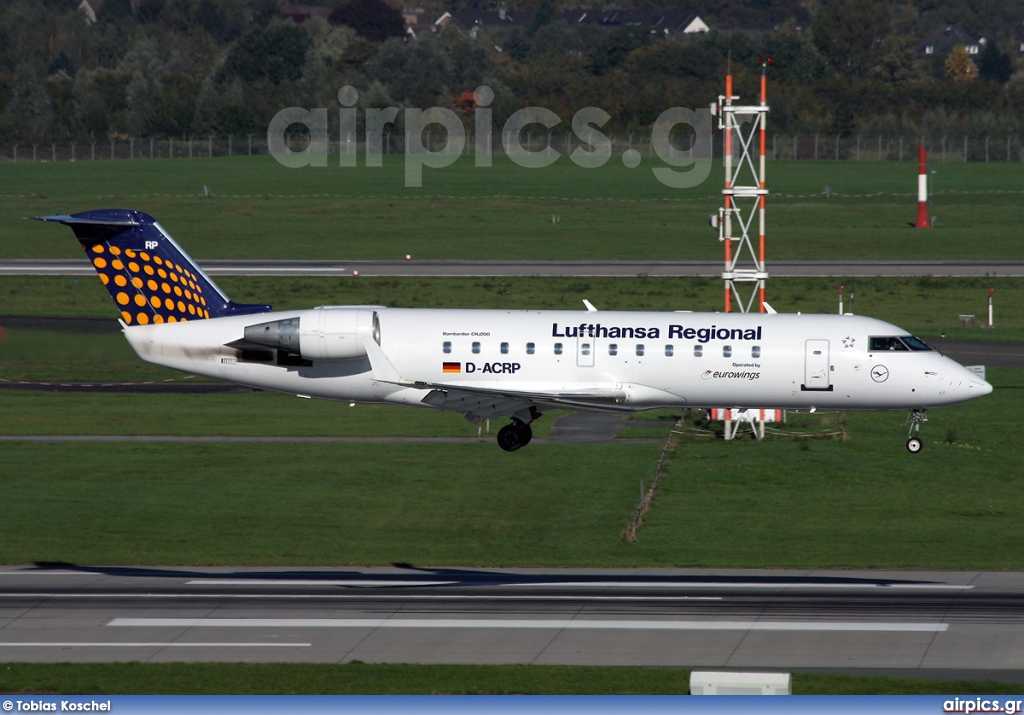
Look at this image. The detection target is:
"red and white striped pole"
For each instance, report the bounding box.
[915,145,929,228]
[838,284,845,315]
[988,288,994,328]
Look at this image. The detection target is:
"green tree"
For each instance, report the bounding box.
[586,26,649,76]
[366,36,452,106]
[441,25,492,92]
[978,41,1013,84]
[944,45,977,83]
[222,21,312,84]
[812,0,892,77]
[759,32,829,84]
[72,69,111,137]
[123,71,161,136]
[196,0,228,40]
[503,27,531,63]
[5,62,53,141]
[97,0,134,24]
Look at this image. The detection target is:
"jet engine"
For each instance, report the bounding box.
[243,308,380,360]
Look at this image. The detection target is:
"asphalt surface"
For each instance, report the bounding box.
[4,258,1024,277]
[1,565,1023,681]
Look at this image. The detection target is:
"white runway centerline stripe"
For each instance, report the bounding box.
[109,618,948,632]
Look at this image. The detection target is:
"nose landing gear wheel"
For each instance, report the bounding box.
[496,420,533,452]
[905,409,927,455]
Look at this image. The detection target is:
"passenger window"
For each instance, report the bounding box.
[472,341,481,354]
[665,344,674,357]
[526,342,535,355]
[752,345,761,358]
[581,343,591,356]
[609,343,618,356]
[500,342,509,354]
[636,344,645,356]
[723,345,732,357]
[443,341,451,354]
[694,345,703,357]
[554,343,563,355]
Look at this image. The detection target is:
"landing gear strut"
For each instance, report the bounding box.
[905,409,927,454]
[496,407,543,452]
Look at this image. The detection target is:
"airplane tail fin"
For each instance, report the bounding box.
[37,209,272,326]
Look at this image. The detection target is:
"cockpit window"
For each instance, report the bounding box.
[869,336,914,352]
[902,335,933,351]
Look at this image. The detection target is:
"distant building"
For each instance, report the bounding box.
[403,7,433,37]
[563,9,709,38]
[435,7,709,40]
[917,23,984,58]
[280,5,332,24]
[435,9,535,38]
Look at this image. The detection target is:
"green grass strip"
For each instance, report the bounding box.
[6,156,1024,261]
[0,663,1021,695]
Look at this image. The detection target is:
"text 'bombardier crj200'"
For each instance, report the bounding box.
[40,209,992,453]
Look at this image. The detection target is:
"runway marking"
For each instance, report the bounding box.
[110,618,948,632]
[186,579,972,590]
[0,642,309,647]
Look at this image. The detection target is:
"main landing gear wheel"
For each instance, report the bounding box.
[497,420,533,452]
[905,409,927,455]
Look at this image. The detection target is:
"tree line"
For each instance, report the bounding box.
[1,0,1022,145]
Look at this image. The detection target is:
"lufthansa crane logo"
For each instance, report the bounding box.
[871,365,890,383]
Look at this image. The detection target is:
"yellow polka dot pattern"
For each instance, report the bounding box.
[88,243,210,326]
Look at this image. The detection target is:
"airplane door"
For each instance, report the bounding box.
[577,336,595,367]
[802,339,832,391]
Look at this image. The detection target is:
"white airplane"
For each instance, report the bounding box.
[39,209,992,454]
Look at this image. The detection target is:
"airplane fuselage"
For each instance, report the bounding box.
[122,307,990,415]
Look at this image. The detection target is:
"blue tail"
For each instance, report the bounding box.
[37,209,271,326]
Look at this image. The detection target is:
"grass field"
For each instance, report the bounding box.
[0,368,1018,568]
[2,156,1023,261]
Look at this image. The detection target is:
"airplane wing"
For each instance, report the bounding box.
[364,335,626,421]
[412,382,628,422]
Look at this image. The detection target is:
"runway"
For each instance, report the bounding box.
[4,258,1024,277]
[2,566,1024,681]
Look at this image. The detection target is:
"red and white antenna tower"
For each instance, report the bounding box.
[711,60,783,440]
[714,59,770,313]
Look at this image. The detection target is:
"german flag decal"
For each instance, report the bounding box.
[442,362,461,373]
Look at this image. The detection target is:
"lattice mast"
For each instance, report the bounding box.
[716,61,770,313]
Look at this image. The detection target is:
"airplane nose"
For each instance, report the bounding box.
[971,378,993,396]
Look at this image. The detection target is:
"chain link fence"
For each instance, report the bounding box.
[4,133,1022,163]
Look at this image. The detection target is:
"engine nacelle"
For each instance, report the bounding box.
[244,308,380,361]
